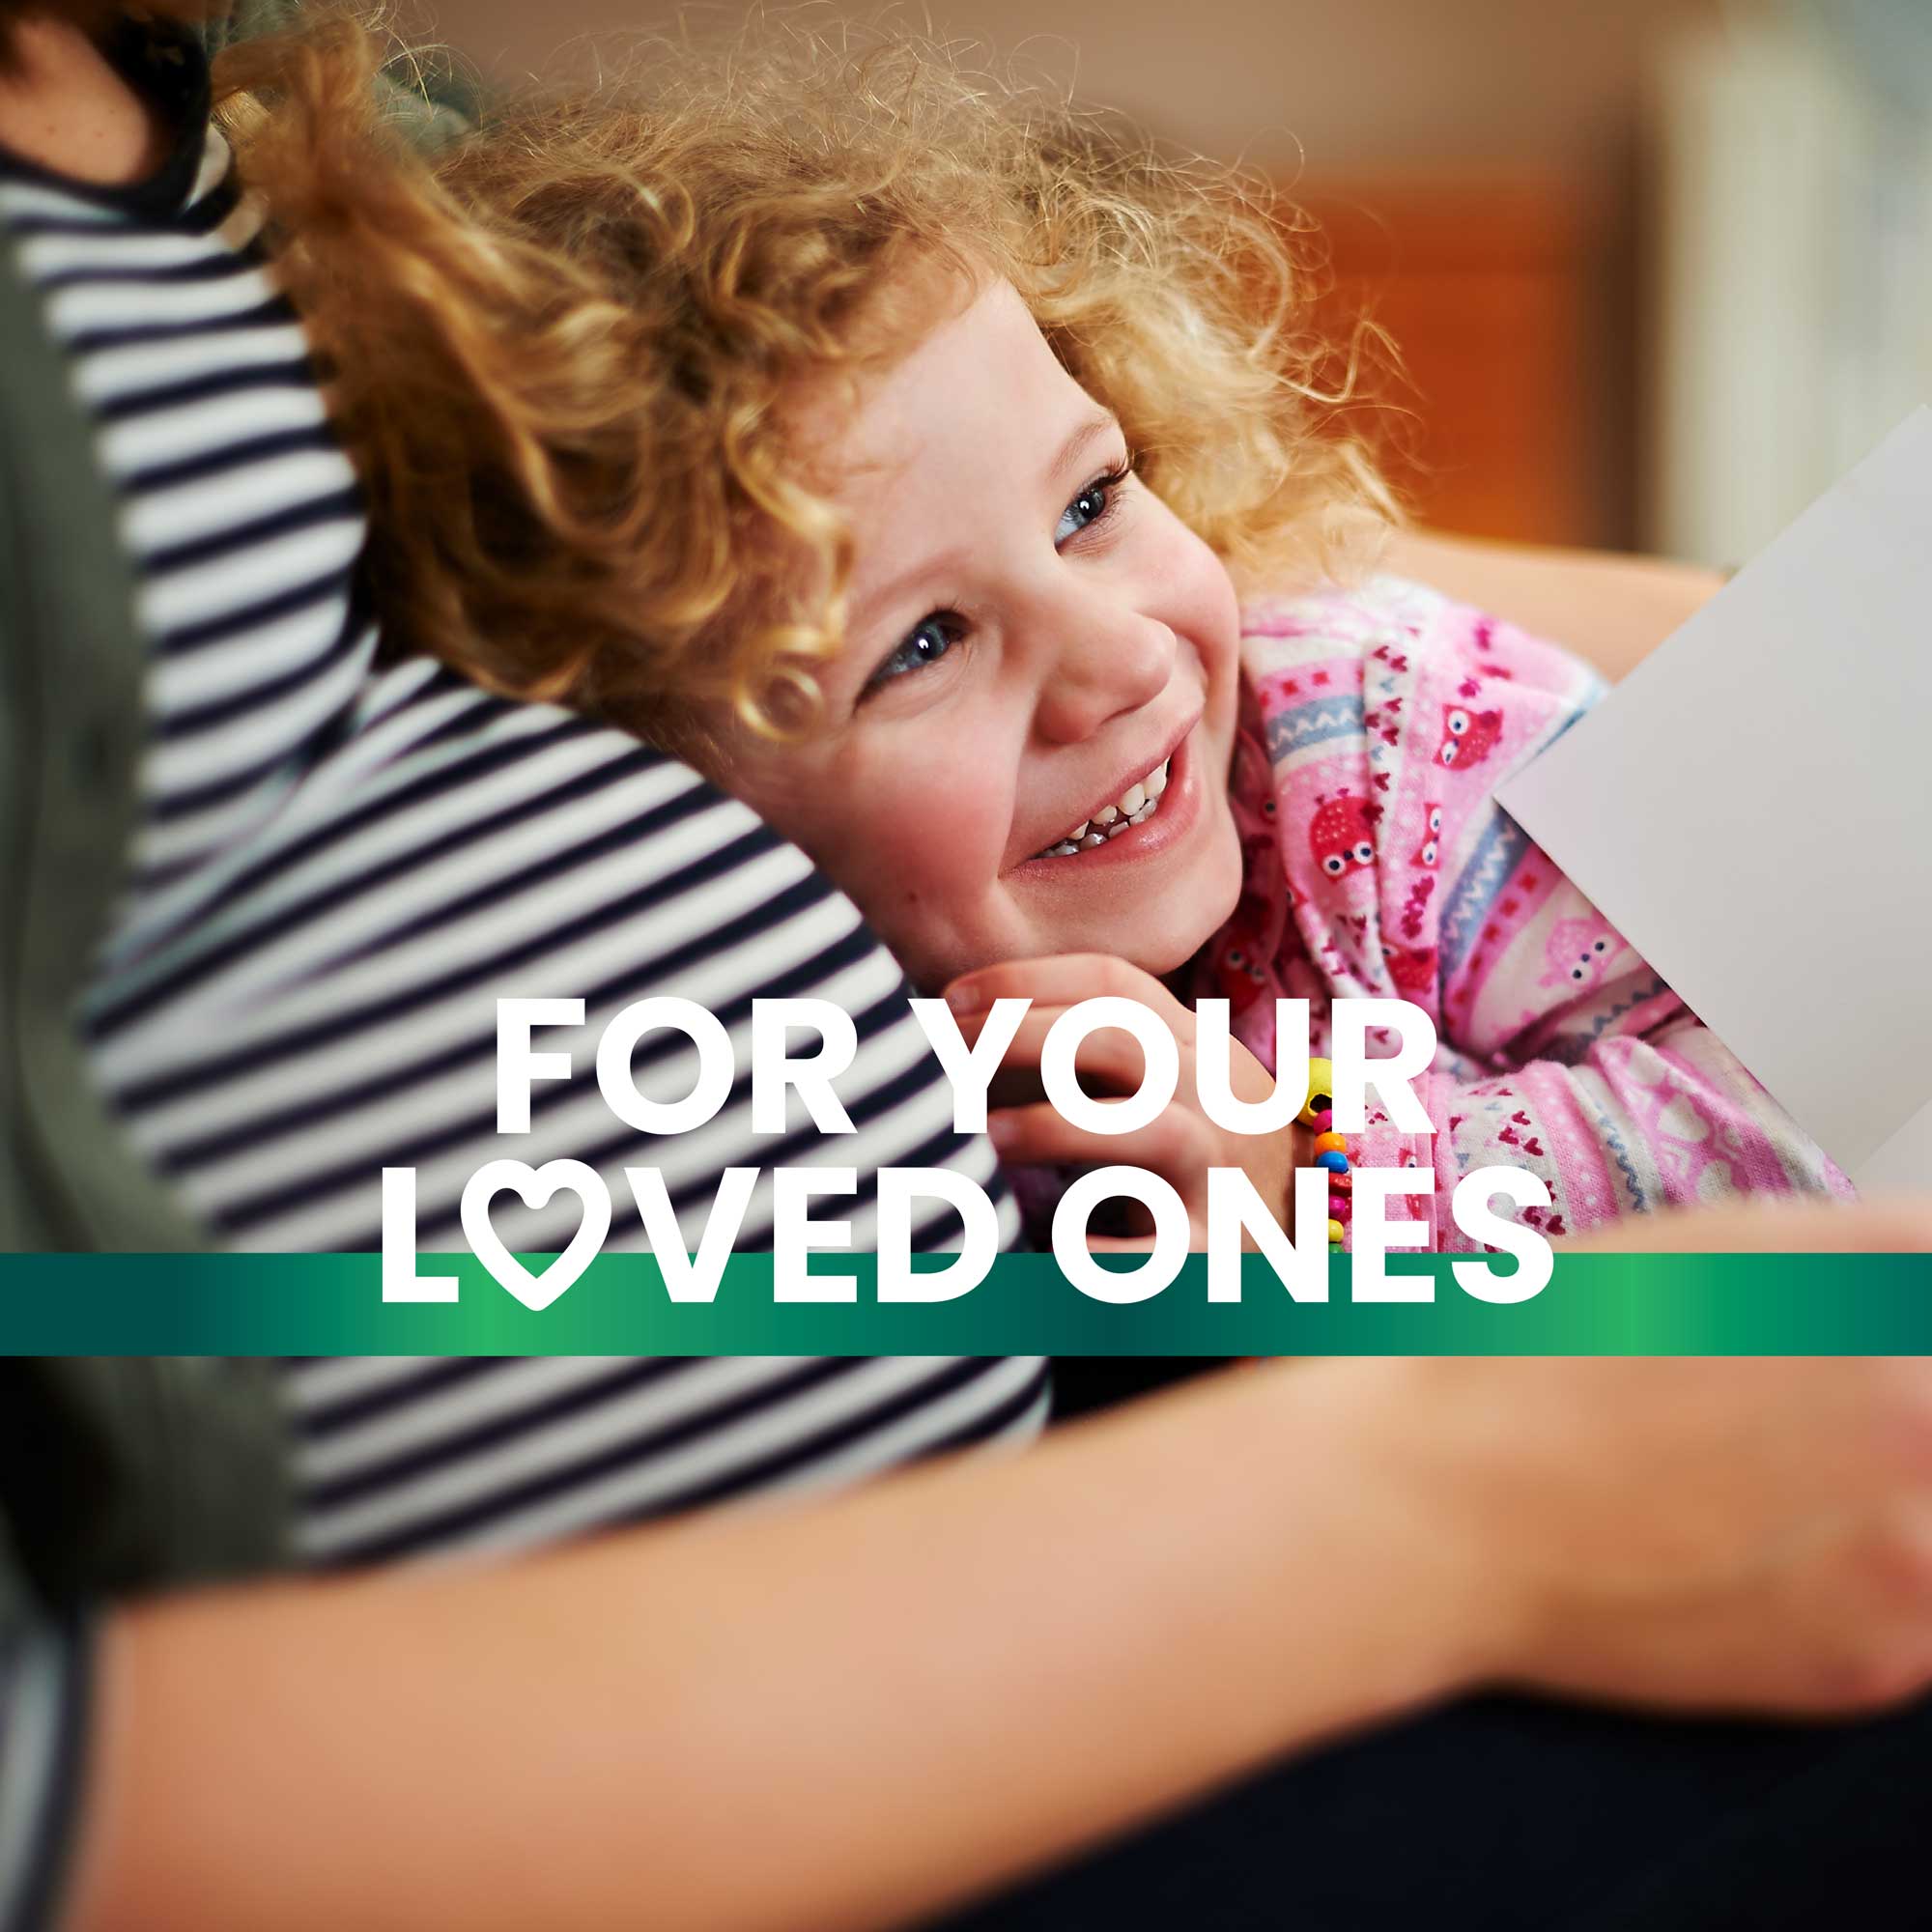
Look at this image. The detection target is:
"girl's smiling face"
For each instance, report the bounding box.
[719,277,1246,992]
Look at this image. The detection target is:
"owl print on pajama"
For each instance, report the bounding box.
[1197,576,1852,1251]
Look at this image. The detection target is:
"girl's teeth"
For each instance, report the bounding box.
[1033,755,1174,860]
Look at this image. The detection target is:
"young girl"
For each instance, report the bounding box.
[14,18,1932,1932]
[239,18,1848,1251]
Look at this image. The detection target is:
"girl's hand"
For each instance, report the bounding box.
[944,953,1311,1245]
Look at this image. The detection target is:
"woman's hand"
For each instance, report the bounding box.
[944,952,1311,1243]
[1337,1198,1932,1717]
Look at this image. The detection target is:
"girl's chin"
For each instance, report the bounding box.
[1128,894,1243,980]
[888,785,1245,992]
[911,835,1242,991]
[1133,810,1246,976]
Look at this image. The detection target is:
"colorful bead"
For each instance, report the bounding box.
[1296,1058,1336,1129]
[1302,1055,1354,1246]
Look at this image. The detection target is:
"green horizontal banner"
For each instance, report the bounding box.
[0,1251,1929,1354]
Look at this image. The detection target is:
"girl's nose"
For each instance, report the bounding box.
[1033,609,1178,746]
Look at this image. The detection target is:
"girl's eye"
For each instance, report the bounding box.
[1055,461,1132,548]
[865,613,962,696]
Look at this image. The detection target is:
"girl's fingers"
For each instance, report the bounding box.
[946,952,1187,1028]
[959,1005,1169,1096]
[986,1101,1202,1180]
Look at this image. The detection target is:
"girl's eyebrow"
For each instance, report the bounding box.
[847,411,1124,635]
[845,538,971,643]
[1053,411,1122,482]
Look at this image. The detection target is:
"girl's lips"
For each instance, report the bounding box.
[1011,727,1204,880]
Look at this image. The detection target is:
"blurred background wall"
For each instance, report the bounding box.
[417,0,1932,567]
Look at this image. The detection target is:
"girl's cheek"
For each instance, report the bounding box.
[862,772,980,891]
[858,812,932,890]
[926,786,1007,891]
[1155,526,1240,693]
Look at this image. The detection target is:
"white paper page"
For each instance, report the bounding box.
[1497,408,1932,1190]
[1859,1097,1932,1197]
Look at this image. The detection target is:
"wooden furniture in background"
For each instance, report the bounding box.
[1297,177,1630,549]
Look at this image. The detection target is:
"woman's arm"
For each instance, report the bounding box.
[73,1355,1475,1932]
[71,1198,1932,1932]
[1387,529,1725,684]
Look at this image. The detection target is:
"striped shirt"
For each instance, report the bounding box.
[0,37,1043,1928]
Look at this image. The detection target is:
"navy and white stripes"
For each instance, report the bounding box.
[1,105,1043,1590]
[286,1351,1050,1566]
[4,134,379,912]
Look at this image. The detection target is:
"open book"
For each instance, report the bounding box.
[1497,408,1932,1194]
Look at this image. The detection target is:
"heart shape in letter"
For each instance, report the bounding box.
[461,1159,611,1312]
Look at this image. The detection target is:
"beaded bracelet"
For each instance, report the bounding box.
[1295,1056,1350,1248]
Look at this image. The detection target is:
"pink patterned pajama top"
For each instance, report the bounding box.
[1197,575,1850,1251]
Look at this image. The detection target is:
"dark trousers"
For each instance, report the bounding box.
[952,1361,1932,1928]
[939,1687,1932,1929]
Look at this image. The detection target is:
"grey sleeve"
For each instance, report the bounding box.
[0,1611,93,1932]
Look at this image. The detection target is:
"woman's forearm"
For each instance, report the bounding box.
[1387,529,1724,683]
[64,1209,1932,1932]
[69,1359,1486,1932]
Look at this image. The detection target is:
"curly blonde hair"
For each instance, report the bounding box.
[219,11,1396,746]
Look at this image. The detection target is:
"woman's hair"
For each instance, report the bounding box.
[218,12,1398,746]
